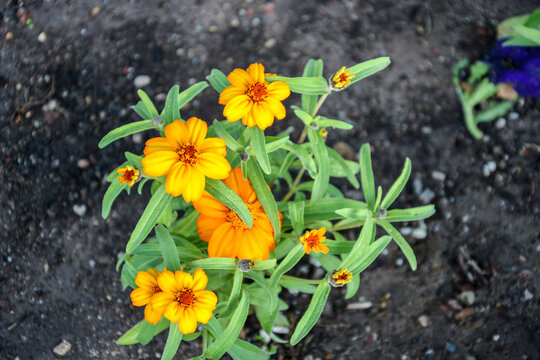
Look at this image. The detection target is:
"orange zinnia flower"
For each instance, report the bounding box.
[300,227,329,254]
[219,63,290,130]
[193,167,276,260]
[330,269,353,287]
[141,117,231,202]
[117,165,140,187]
[331,66,355,90]
[151,269,217,334]
[130,269,164,325]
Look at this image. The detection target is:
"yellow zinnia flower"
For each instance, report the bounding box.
[331,66,355,90]
[130,269,164,325]
[300,227,329,254]
[193,167,277,260]
[330,269,353,287]
[141,117,231,202]
[219,63,290,130]
[151,268,217,334]
[117,165,140,187]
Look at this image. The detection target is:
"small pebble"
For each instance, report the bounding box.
[52,339,72,356]
[230,18,240,27]
[519,255,526,263]
[445,342,456,352]
[482,161,496,177]
[208,25,218,33]
[89,259,96,268]
[508,112,519,121]
[523,289,533,301]
[431,170,446,182]
[77,158,90,169]
[419,189,435,203]
[457,291,475,306]
[73,204,87,217]
[37,32,47,43]
[495,118,506,129]
[400,227,412,236]
[346,301,373,310]
[91,6,101,16]
[272,325,289,334]
[264,38,276,48]
[413,178,423,195]
[395,258,404,266]
[492,334,500,342]
[412,227,427,239]
[132,133,143,144]
[418,315,430,328]
[133,75,151,88]
[6,32,13,40]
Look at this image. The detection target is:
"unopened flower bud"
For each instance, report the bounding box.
[376,208,387,219]
[240,150,250,162]
[329,269,352,287]
[330,66,355,91]
[153,115,163,126]
[236,259,254,272]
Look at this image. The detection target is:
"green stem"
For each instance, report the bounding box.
[202,328,209,352]
[281,275,322,285]
[281,168,306,202]
[311,93,329,117]
[457,89,483,139]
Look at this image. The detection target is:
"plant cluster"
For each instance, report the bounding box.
[100,57,435,360]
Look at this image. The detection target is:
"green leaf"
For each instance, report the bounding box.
[220,270,244,317]
[185,257,237,270]
[170,209,199,238]
[467,78,498,106]
[252,259,277,271]
[250,127,271,175]
[161,323,183,360]
[163,85,180,126]
[294,198,367,224]
[246,158,280,240]
[178,81,209,109]
[476,100,515,123]
[347,57,391,84]
[117,319,170,345]
[125,152,143,169]
[316,116,353,130]
[228,339,276,360]
[98,120,156,148]
[377,220,417,271]
[359,143,376,210]
[290,280,331,345]
[155,225,182,271]
[266,75,330,95]
[131,243,202,263]
[380,157,411,209]
[282,141,317,177]
[269,243,305,288]
[293,107,314,126]
[126,184,173,254]
[265,135,290,153]
[137,320,159,346]
[102,180,127,219]
[384,205,436,222]
[203,291,250,360]
[246,271,280,333]
[279,276,317,294]
[288,201,305,236]
[349,235,391,274]
[512,24,540,46]
[311,252,341,272]
[206,178,253,228]
[334,208,370,220]
[340,216,374,270]
[207,69,231,93]
[212,119,244,152]
[132,101,153,120]
[308,128,329,201]
[455,85,483,139]
[345,273,360,299]
[137,89,159,117]
[325,240,354,254]
[502,36,539,47]
[327,147,359,188]
[301,59,324,114]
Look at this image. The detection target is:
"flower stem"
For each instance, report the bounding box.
[281,168,305,202]
[202,328,208,352]
[311,93,329,117]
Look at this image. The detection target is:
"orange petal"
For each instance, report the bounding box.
[265,97,286,120]
[227,68,252,88]
[165,119,189,147]
[199,137,227,157]
[192,268,208,292]
[246,63,266,83]
[267,81,291,101]
[175,271,194,289]
[150,291,175,310]
[193,193,227,218]
[252,102,275,130]
[208,222,237,258]
[177,307,198,334]
[142,151,178,177]
[144,304,162,325]
[186,117,208,145]
[134,271,158,289]
[130,288,153,306]
[196,214,221,242]
[181,167,205,203]
[196,152,231,180]
[318,243,329,254]
[219,85,245,105]
[165,162,188,197]
[143,137,176,155]
[223,95,253,122]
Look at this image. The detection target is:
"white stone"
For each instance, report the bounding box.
[53,340,72,356]
[133,75,151,88]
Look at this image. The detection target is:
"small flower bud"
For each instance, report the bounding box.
[236,259,254,272]
[240,150,250,162]
[329,269,352,287]
[376,208,387,219]
[330,66,355,91]
[319,128,328,139]
[153,115,163,126]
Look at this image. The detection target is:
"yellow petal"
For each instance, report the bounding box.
[165,162,188,197]
[134,271,157,289]
[181,167,205,203]
[196,152,231,179]
[130,288,153,306]
[246,63,266,83]
[144,304,162,325]
[265,97,286,120]
[157,269,177,292]
[227,68,252,89]
[193,308,213,324]
[267,81,291,101]
[186,117,207,145]
[219,85,245,105]
[193,193,227,218]
[143,137,175,155]
[142,151,178,177]
[318,243,330,254]
[165,119,189,147]
[223,94,253,122]
[150,291,175,310]
[164,302,182,323]
[195,290,218,308]
[318,227,327,237]
[199,138,227,157]
[252,102,274,130]
[192,268,208,292]
[175,271,194,289]
[241,108,257,127]
[177,307,198,334]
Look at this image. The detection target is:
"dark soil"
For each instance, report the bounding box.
[1,1,539,359]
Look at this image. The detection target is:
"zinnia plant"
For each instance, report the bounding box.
[99,57,435,359]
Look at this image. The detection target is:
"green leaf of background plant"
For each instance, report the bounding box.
[250,127,271,174]
[327,147,359,188]
[98,120,156,148]
[307,128,329,201]
[163,85,180,126]
[212,119,244,152]
[293,107,314,126]
[384,205,436,222]
[246,158,281,240]
[252,258,277,271]
[301,59,324,114]
[290,280,331,345]
[347,57,391,84]
[345,274,360,299]
[155,225,182,271]
[282,141,317,177]
[266,75,330,95]
[380,157,411,209]
[132,101,153,120]
[206,178,253,228]
[125,152,143,169]
[316,116,354,130]
[102,180,127,219]
[359,143,376,210]
[265,135,290,153]
[220,270,244,317]
[170,209,199,239]
[377,220,417,270]
[137,89,159,117]
[349,235,392,274]
[207,69,231,93]
[161,323,183,360]
[512,24,540,46]
[279,276,317,294]
[269,243,305,288]
[177,81,209,109]
[136,319,160,346]
[476,101,515,123]
[288,201,305,236]
[340,216,374,270]
[126,184,173,254]
[185,257,237,271]
[334,207,370,220]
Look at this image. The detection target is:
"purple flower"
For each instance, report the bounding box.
[487,40,540,98]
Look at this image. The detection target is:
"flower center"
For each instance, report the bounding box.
[152,285,162,295]
[226,203,255,230]
[246,82,268,102]
[338,73,349,83]
[123,170,135,182]
[177,145,199,165]
[305,235,319,248]
[174,289,194,308]
[336,273,349,281]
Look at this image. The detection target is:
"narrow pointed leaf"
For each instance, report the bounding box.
[345,274,360,299]
[250,127,271,174]
[380,158,411,209]
[301,59,324,114]
[265,135,290,153]
[220,270,244,317]
[177,81,208,109]
[359,143,375,210]
[163,85,180,126]
[385,205,436,222]
[308,128,329,201]
[288,201,305,236]
[327,147,359,188]
[207,69,231,93]
[155,225,181,271]
[282,141,317,176]
[98,120,156,148]
[377,220,417,270]
[266,75,330,95]
[212,119,244,152]
[340,216,374,270]
[137,89,159,117]
[316,116,353,130]
[290,281,331,345]
[206,178,253,228]
[349,235,392,274]
[102,180,127,219]
[161,324,183,360]
[269,243,305,288]
[347,57,391,84]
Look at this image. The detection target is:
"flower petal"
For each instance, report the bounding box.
[196,214,220,242]
[186,117,208,145]
[267,81,291,101]
[165,119,189,147]
[157,269,177,292]
[227,68,252,89]
[134,271,158,289]
[144,304,162,325]
[193,193,228,218]
[130,288,153,306]
[223,95,253,122]
[199,138,227,157]
[142,151,179,177]
[208,222,237,258]
[177,308,198,334]
[195,290,218,308]
[182,167,206,203]
[252,102,275,130]
[196,152,231,179]
[247,63,266,83]
[219,85,245,105]
[192,268,208,292]
[151,291,176,311]
[241,108,257,127]
[164,302,182,323]
[165,162,188,197]
[175,271,194,289]
[143,137,176,155]
[265,97,286,120]
[193,308,213,324]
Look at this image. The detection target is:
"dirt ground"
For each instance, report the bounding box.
[1,0,539,359]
